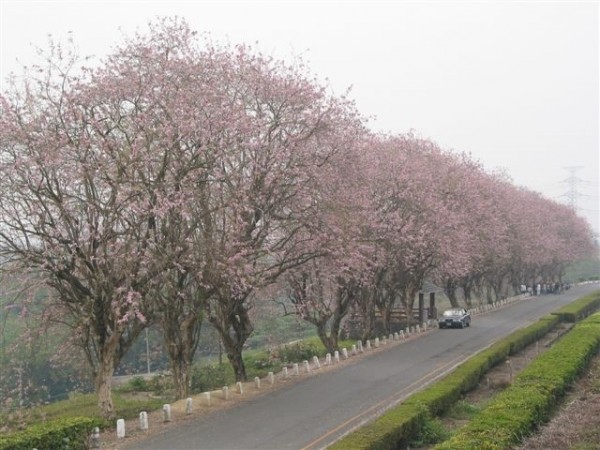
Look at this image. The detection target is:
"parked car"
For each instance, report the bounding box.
[438,308,471,329]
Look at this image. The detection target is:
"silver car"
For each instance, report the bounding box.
[438,308,471,329]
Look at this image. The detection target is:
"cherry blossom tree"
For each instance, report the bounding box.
[0,20,206,417]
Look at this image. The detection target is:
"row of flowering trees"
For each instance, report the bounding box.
[0,18,595,418]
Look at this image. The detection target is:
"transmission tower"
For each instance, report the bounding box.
[561,166,585,210]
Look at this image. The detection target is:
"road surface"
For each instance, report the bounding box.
[127,283,599,450]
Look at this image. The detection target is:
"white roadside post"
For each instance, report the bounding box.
[313,356,321,369]
[116,419,126,439]
[162,404,171,422]
[139,411,148,430]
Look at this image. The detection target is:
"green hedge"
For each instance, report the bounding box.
[329,314,560,450]
[435,312,600,450]
[0,417,102,450]
[551,290,600,322]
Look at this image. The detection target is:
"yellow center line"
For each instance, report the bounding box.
[301,352,470,450]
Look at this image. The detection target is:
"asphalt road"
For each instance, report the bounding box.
[127,283,599,450]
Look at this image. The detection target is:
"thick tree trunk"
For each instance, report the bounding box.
[209,300,253,382]
[358,291,376,341]
[164,316,201,400]
[316,323,337,354]
[169,349,193,400]
[486,285,494,304]
[461,278,474,308]
[444,279,459,308]
[381,306,393,335]
[225,343,247,382]
[95,341,118,420]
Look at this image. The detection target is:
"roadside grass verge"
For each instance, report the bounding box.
[0,335,357,435]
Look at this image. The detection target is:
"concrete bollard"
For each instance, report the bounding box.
[117,418,126,439]
[139,411,148,430]
[375,337,380,348]
[313,355,321,369]
[268,371,275,384]
[90,426,101,448]
[352,344,357,355]
[222,386,230,400]
[204,391,211,406]
[389,333,394,341]
[334,350,340,363]
[303,360,311,373]
[185,397,193,414]
[342,348,348,359]
[283,366,289,378]
[366,340,371,350]
[162,404,171,422]
[394,332,399,340]
[416,325,421,333]
[293,363,299,376]
[400,330,405,339]
[325,353,332,365]
[405,327,410,335]
[357,341,364,352]
[237,381,244,395]
[254,376,261,389]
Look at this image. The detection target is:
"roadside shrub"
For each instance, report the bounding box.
[0,417,102,450]
[116,376,151,393]
[329,403,428,450]
[435,312,600,450]
[276,341,323,364]
[190,363,234,393]
[551,291,600,322]
[408,413,451,447]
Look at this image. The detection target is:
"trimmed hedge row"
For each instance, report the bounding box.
[551,291,600,322]
[329,314,560,450]
[0,417,102,450]
[435,312,600,450]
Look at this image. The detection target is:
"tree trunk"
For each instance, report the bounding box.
[461,278,473,308]
[209,300,253,382]
[168,348,193,400]
[316,323,337,354]
[225,342,247,382]
[381,306,392,335]
[358,290,376,341]
[444,279,459,308]
[96,343,118,420]
[486,285,494,304]
[164,316,201,400]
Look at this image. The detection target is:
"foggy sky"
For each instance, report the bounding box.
[1,1,598,232]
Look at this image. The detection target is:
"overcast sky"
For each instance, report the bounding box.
[1,1,598,232]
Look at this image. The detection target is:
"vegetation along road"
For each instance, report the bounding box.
[125,283,599,450]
